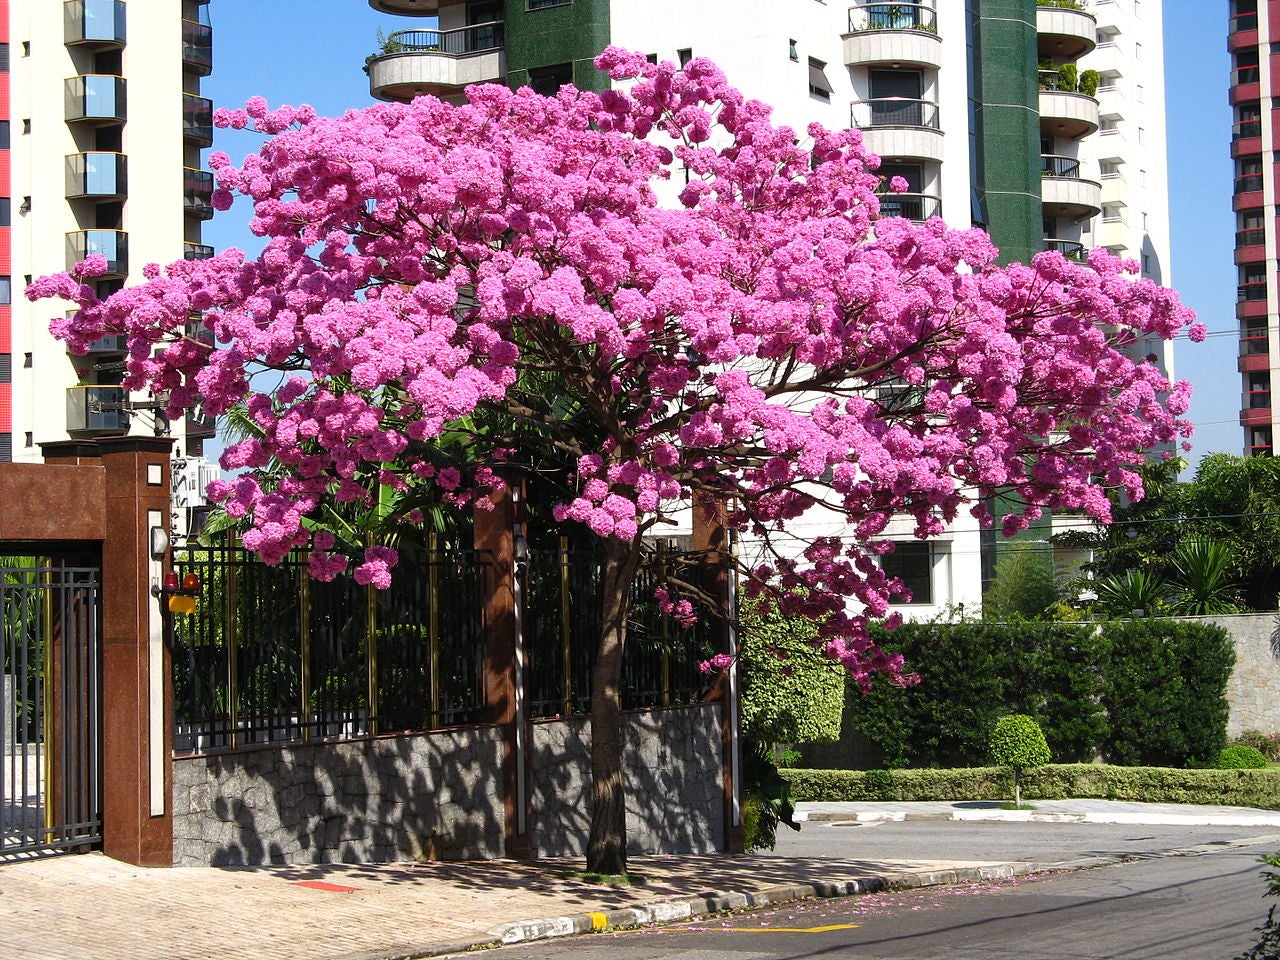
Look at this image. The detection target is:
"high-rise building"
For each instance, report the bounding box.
[1,0,216,465]
[363,0,1170,616]
[1229,0,1277,455]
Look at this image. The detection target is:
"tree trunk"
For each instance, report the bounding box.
[586,535,642,875]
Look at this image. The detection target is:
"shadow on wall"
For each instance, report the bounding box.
[528,703,725,859]
[172,727,507,867]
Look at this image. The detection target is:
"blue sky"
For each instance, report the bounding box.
[203,0,1238,470]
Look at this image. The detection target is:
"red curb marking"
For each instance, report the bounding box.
[293,880,360,893]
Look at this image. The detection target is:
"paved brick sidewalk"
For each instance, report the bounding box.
[0,851,1019,960]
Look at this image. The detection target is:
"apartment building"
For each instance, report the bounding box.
[1,0,216,467]
[363,0,1171,616]
[1229,0,1280,455]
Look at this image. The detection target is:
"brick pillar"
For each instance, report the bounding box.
[692,497,743,854]
[476,484,532,858]
[96,436,175,866]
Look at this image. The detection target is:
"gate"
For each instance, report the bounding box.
[1,558,102,857]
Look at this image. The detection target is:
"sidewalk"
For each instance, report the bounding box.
[795,798,1280,827]
[2,799,1278,960]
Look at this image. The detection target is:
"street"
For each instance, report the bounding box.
[481,826,1279,960]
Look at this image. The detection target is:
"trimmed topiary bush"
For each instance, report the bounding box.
[1219,745,1270,770]
[989,714,1051,806]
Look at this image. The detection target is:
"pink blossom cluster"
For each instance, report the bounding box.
[30,48,1201,689]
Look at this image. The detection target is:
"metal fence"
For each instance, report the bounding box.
[2,558,102,856]
[171,537,491,754]
[171,533,718,753]
[522,537,716,719]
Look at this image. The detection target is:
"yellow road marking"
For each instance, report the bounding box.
[720,924,861,933]
[588,912,609,930]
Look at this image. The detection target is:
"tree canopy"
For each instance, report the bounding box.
[31,49,1200,871]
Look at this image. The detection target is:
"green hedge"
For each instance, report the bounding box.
[835,619,1233,769]
[846,621,1107,768]
[781,764,1280,810]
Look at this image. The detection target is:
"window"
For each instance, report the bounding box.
[882,542,933,605]
[677,48,692,67]
[1135,83,1144,102]
[0,121,8,149]
[528,63,572,96]
[21,119,29,135]
[0,276,10,305]
[807,57,832,101]
[528,0,570,7]
[1137,126,1145,145]
[1134,41,1142,60]
[0,198,8,226]
[0,43,8,72]
[0,355,8,383]
[789,38,798,61]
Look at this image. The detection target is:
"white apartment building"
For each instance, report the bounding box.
[3,0,215,468]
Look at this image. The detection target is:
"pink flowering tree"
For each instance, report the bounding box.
[30,49,1200,874]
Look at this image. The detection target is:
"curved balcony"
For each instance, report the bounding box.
[1036,4,1097,60]
[367,24,505,102]
[84,333,127,354]
[1038,88,1098,139]
[182,18,213,76]
[1040,155,1100,220]
[844,4,941,69]
[67,229,128,277]
[368,0,441,14]
[65,74,126,124]
[64,0,126,47]
[876,192,941,223]
[67,385,129,435]
[1043,238,1086,260]
[851,98,944,162]
[183,94,214,146]
[184,242,215,261]
[185,167,214,220]
[65,151,127,199]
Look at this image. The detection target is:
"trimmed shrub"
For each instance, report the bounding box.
[1219,745,1270,770]
[1102,620,1234,767]
[1079,69,1100,98]
[781,764,1280,810]
[990,715,1052,804]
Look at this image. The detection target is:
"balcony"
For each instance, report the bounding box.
[1036,2,1097,60]
[65,152,127,199]
[84,333,127,354]
[66,385,128,435]
[368,0,444,13]
[1038,83,1098,139]
[876,192,941,223]
[184,167,214,220]
[1040,154,1101,219]
[1239,280,1269,304]
[64,0,126,47]
[183,94,214,146]
[67,229,128,277]
[1043,238,1086,260]
[182,18,213,75]
[184,242,214,260]
[843,4,941,70]
[1243,388,1272,410]
[367,24,506,102]
[1241,405,1272,427]
[65,74,126,124]
[1236,228,1266,263]
[850,98,944,162]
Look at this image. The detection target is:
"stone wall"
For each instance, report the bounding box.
[172,726,506,866]
[1189,614,1280,735]
[529,703,724,858]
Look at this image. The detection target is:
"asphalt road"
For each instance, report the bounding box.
[767,817,1280,865]
[482,824,1280,960]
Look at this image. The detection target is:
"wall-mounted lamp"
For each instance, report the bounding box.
[149,525,169,561]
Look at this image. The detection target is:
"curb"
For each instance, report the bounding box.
[326,833,1280,960]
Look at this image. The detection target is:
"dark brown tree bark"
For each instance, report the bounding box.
[586,535,643,875]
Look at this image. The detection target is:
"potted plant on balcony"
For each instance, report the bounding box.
[1079,69,1100,98]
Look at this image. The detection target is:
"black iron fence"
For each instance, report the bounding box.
[522,537,716,719]
[171,536,490,754]
[172,533,718,754]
